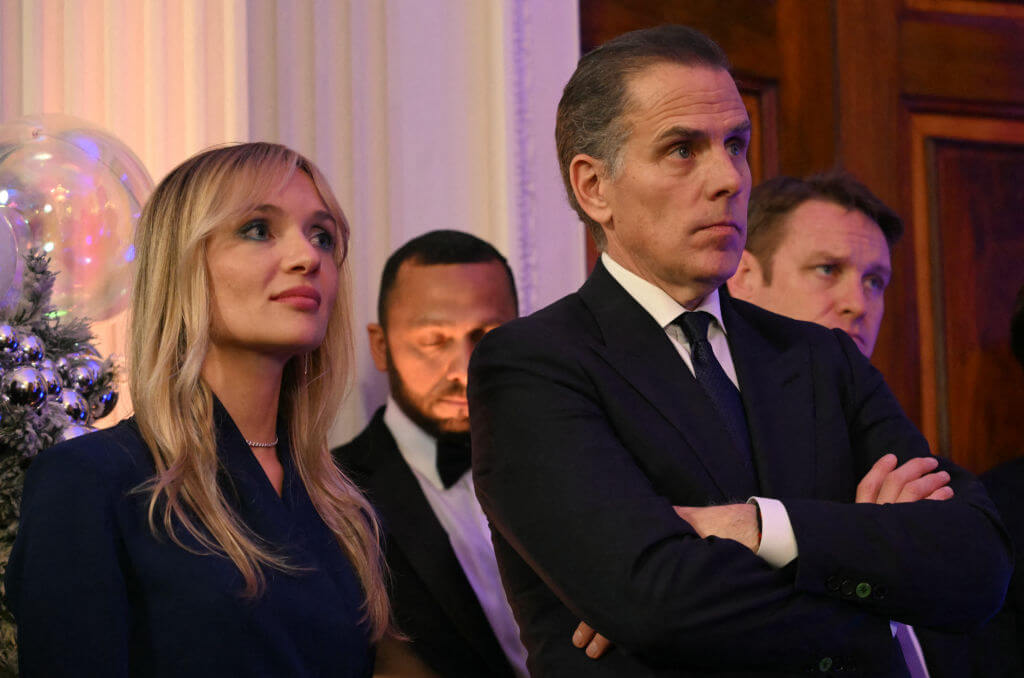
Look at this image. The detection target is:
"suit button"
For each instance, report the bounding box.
[826,575,840,591]
[839,579,855,597]
[818,657,833,672]
[855,582,872,598]
[872,585,887,600]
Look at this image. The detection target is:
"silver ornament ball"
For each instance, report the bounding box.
[89,388,118,420]
[67,359,102,395]
[56,388,90,423]
[38,367,62,397]
[0,324,18,353]
[17,333,44,363]
[3,366,45,407]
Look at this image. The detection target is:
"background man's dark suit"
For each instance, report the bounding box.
[335,408,517,678]
[468,261,1010,677]
[976,458,1024,675]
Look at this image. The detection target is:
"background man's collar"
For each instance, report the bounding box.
[383,397,446,489]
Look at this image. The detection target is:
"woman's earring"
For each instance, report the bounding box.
[303,354,310,378]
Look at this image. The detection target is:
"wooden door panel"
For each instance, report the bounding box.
[579,1,780,66]
[936,139,1024,473]
[739,81,780,186]
[901,16,1024,104]
[935,141,1024,473]
[906,0,1024,20]
[909,114,1024,470]
[909,119,1024,471]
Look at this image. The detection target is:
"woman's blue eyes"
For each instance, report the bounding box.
[311,229,335,251]
[238,220,335,251]
[240,220,270,240]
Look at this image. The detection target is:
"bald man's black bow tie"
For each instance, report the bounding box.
[436,435,472,489]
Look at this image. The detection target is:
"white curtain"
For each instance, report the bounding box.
[0,0,583,445]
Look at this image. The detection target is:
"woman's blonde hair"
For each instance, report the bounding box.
[129,142,388,639]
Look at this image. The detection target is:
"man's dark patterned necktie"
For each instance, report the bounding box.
[674,311,757,495]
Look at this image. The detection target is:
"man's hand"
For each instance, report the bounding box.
[672,503,760,552]
[572,622,612,659]
[856,453,954,504]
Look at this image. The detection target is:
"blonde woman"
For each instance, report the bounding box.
[7,143,390,676]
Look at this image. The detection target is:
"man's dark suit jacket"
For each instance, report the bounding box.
[915,457,1024,678]
[467,260,1011,677]
[973,458,1024,675]
[333,409,517,678]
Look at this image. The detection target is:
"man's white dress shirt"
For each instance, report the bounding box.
[383,399,529,678]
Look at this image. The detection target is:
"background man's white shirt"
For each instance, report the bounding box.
[383,398,529,678]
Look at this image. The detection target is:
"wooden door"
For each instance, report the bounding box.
[580,0,1024,473]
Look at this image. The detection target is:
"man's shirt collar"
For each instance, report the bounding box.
[601,252,727,334]
[382,396,447,490]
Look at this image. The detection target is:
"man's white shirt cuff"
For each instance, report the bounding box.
[748,497,798,568]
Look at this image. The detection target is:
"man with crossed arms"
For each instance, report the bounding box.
[468,25,1010,677]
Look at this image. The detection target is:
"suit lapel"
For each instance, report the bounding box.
[579,262,757,501]
[721,294,818,498]
[359,416,511,674]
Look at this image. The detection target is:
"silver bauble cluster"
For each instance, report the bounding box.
[0,332,117,438]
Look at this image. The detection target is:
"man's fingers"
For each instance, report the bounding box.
[574,622,613,659]
[894,470,950,503]
[857,455,948,505]
[573,622,595,649]
[856,453,898,503]
[877,456,940,504]
[586,633,613,659]
[926,486,955,501]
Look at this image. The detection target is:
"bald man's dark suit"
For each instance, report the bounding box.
[334,410,516,678]
[468,260,1011,677]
